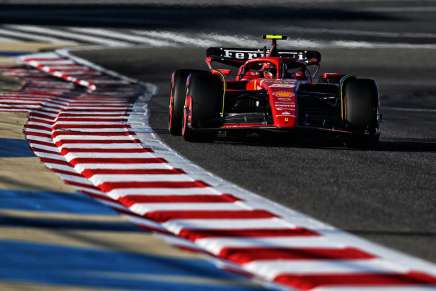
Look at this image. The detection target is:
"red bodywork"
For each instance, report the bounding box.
[206,55,305,130]
[224,78,297,128]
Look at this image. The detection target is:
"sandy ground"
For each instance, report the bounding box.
[0,42,71,52]
[0,112,76,192]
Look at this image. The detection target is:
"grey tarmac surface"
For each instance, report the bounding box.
[76,45,436,263]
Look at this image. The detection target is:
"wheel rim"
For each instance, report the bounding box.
[168,94,174,131]
[182,95,192,137]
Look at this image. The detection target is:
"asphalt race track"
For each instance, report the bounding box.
[5,0,434,266]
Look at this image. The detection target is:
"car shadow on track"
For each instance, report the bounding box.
[155,127,436,152]
[212,133,436,152]
[348,229,436,238]
[375,139,436,152]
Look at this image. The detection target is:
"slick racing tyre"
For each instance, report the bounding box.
[343,78,380,148]
[169,69,202,135]
[182,71,223,142]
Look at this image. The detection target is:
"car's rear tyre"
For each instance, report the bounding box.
[342,78,380,148]
[182,71,223,142]
[169,69,202,136]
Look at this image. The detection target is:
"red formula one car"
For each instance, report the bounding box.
[169,35,381,146]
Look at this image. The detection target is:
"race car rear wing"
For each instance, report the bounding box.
[206,47,321,67]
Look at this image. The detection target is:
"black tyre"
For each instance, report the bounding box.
[343,78,379,129]
[169,69,202,135]
[343,78,380,147]
[182,71,223,142]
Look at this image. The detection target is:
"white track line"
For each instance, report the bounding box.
[281,25,436,40]
[0,27,78,44]
[71,28,175,47]
[367,6,436,13]
[200,33,260,47]
[383,106,436,113]
[7,25,131,47]
[0,36,22,42]
[134,30,219,47]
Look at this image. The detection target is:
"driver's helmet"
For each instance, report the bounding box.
[261,63,276,79]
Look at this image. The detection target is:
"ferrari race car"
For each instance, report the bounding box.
[169,34,381,146]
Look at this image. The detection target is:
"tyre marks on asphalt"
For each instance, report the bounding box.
[0,51,433,290]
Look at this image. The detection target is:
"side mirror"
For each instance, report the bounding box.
[307,58,320,65]
[216,69,231,76]
[240,71,260,80]
[244,71,258,77]
[295,71,306,80]
[306,51,321,65]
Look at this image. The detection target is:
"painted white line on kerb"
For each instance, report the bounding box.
[244,259,406,280]
[107,187,221,198]
[196,237,344,253]
[163,218,292,234]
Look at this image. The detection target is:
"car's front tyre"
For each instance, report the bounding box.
[182,71,223,142]
[169,69,202,136]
